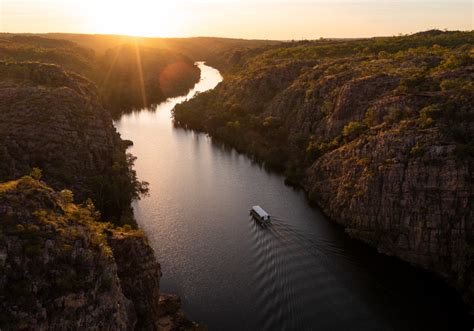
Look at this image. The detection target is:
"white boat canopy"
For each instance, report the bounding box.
[251,205,270,220]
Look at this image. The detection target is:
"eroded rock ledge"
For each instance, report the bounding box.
[0,177,202,330]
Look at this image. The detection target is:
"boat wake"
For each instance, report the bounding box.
[247,217,379,331]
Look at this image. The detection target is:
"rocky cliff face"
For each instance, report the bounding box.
[0,61,120,191]
[0,177,202,330]
[305,125,473,303]
[173,31,474,310]
[107,231,162,330]
[0,177,136,330]
[0,61,146,225]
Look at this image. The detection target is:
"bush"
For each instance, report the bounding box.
[440,79,466,91]
[383,107,402,124]
[306,142,322,160]
[30,167,42,180]
[419,104,442,127]
[59,189,74,205]
[342,121,367,141]
[439,53,473,70]
[410,142,424,156]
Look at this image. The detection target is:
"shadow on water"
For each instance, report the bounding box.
[247,216,472,330]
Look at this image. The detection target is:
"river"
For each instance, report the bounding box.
[114,62,470,330]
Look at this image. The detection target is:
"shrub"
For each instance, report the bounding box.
[419,104,442,127]
[439,53,473,70]
[26,225,39,234]
[30,167,42,180]
[410,142,424,156]
[364,108,376,127]
[62,244,73,252]
[440,79,465,91]
[342,121,367,141]
[306,142,322,160]
[15,224,25,233]
[383,107,402,124]
[262,116,281,128]
[59,189,74,205]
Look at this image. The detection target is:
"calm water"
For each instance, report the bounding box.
[115,63,470,330]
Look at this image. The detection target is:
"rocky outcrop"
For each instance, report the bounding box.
[0,61,146,224]
[0,61,121,192]
[0,176,136,330]
[305,125,473,304]
[157,294,204,331]
[0,177,202,330]
[107,231,162,330]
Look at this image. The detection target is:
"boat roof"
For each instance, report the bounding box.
[251,205,269,218]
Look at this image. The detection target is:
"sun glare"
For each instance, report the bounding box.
[92,0,182,37]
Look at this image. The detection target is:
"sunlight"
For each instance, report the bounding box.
[92,0,182,37]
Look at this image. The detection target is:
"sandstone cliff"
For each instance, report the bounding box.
[0,61,147,225]
[0,176,136,329]
[173,31,474,310]
[0,176,202,330]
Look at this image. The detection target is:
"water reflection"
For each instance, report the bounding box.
[115,63,471,330]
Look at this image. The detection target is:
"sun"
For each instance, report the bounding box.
[92,0,182,37]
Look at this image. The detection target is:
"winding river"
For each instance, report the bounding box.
[115,62,470,330]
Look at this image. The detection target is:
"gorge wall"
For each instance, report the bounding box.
[0,176,201,330]
[173,31,474,310]
[0,35,205,329]
[0,61,148,225]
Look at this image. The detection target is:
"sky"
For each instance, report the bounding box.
[0,0,472,39]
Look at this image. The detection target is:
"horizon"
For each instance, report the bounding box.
[1,0,472,40]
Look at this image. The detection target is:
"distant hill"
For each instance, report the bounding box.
[0,34,201,116]
[42,33,280,60]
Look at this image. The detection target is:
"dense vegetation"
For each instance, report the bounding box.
[173,30,474,310]
[42,33,280,69]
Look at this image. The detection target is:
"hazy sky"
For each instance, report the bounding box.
[1,0,472,39]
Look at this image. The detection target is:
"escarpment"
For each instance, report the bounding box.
[0,61,146,225]
[173,31,474,309]
[0,177,137,330]
[0,177,202,330]
[106,231,162,330]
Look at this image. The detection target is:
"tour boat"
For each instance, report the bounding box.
[250,205,271,225]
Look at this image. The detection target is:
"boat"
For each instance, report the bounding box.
[250,205,271,225]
